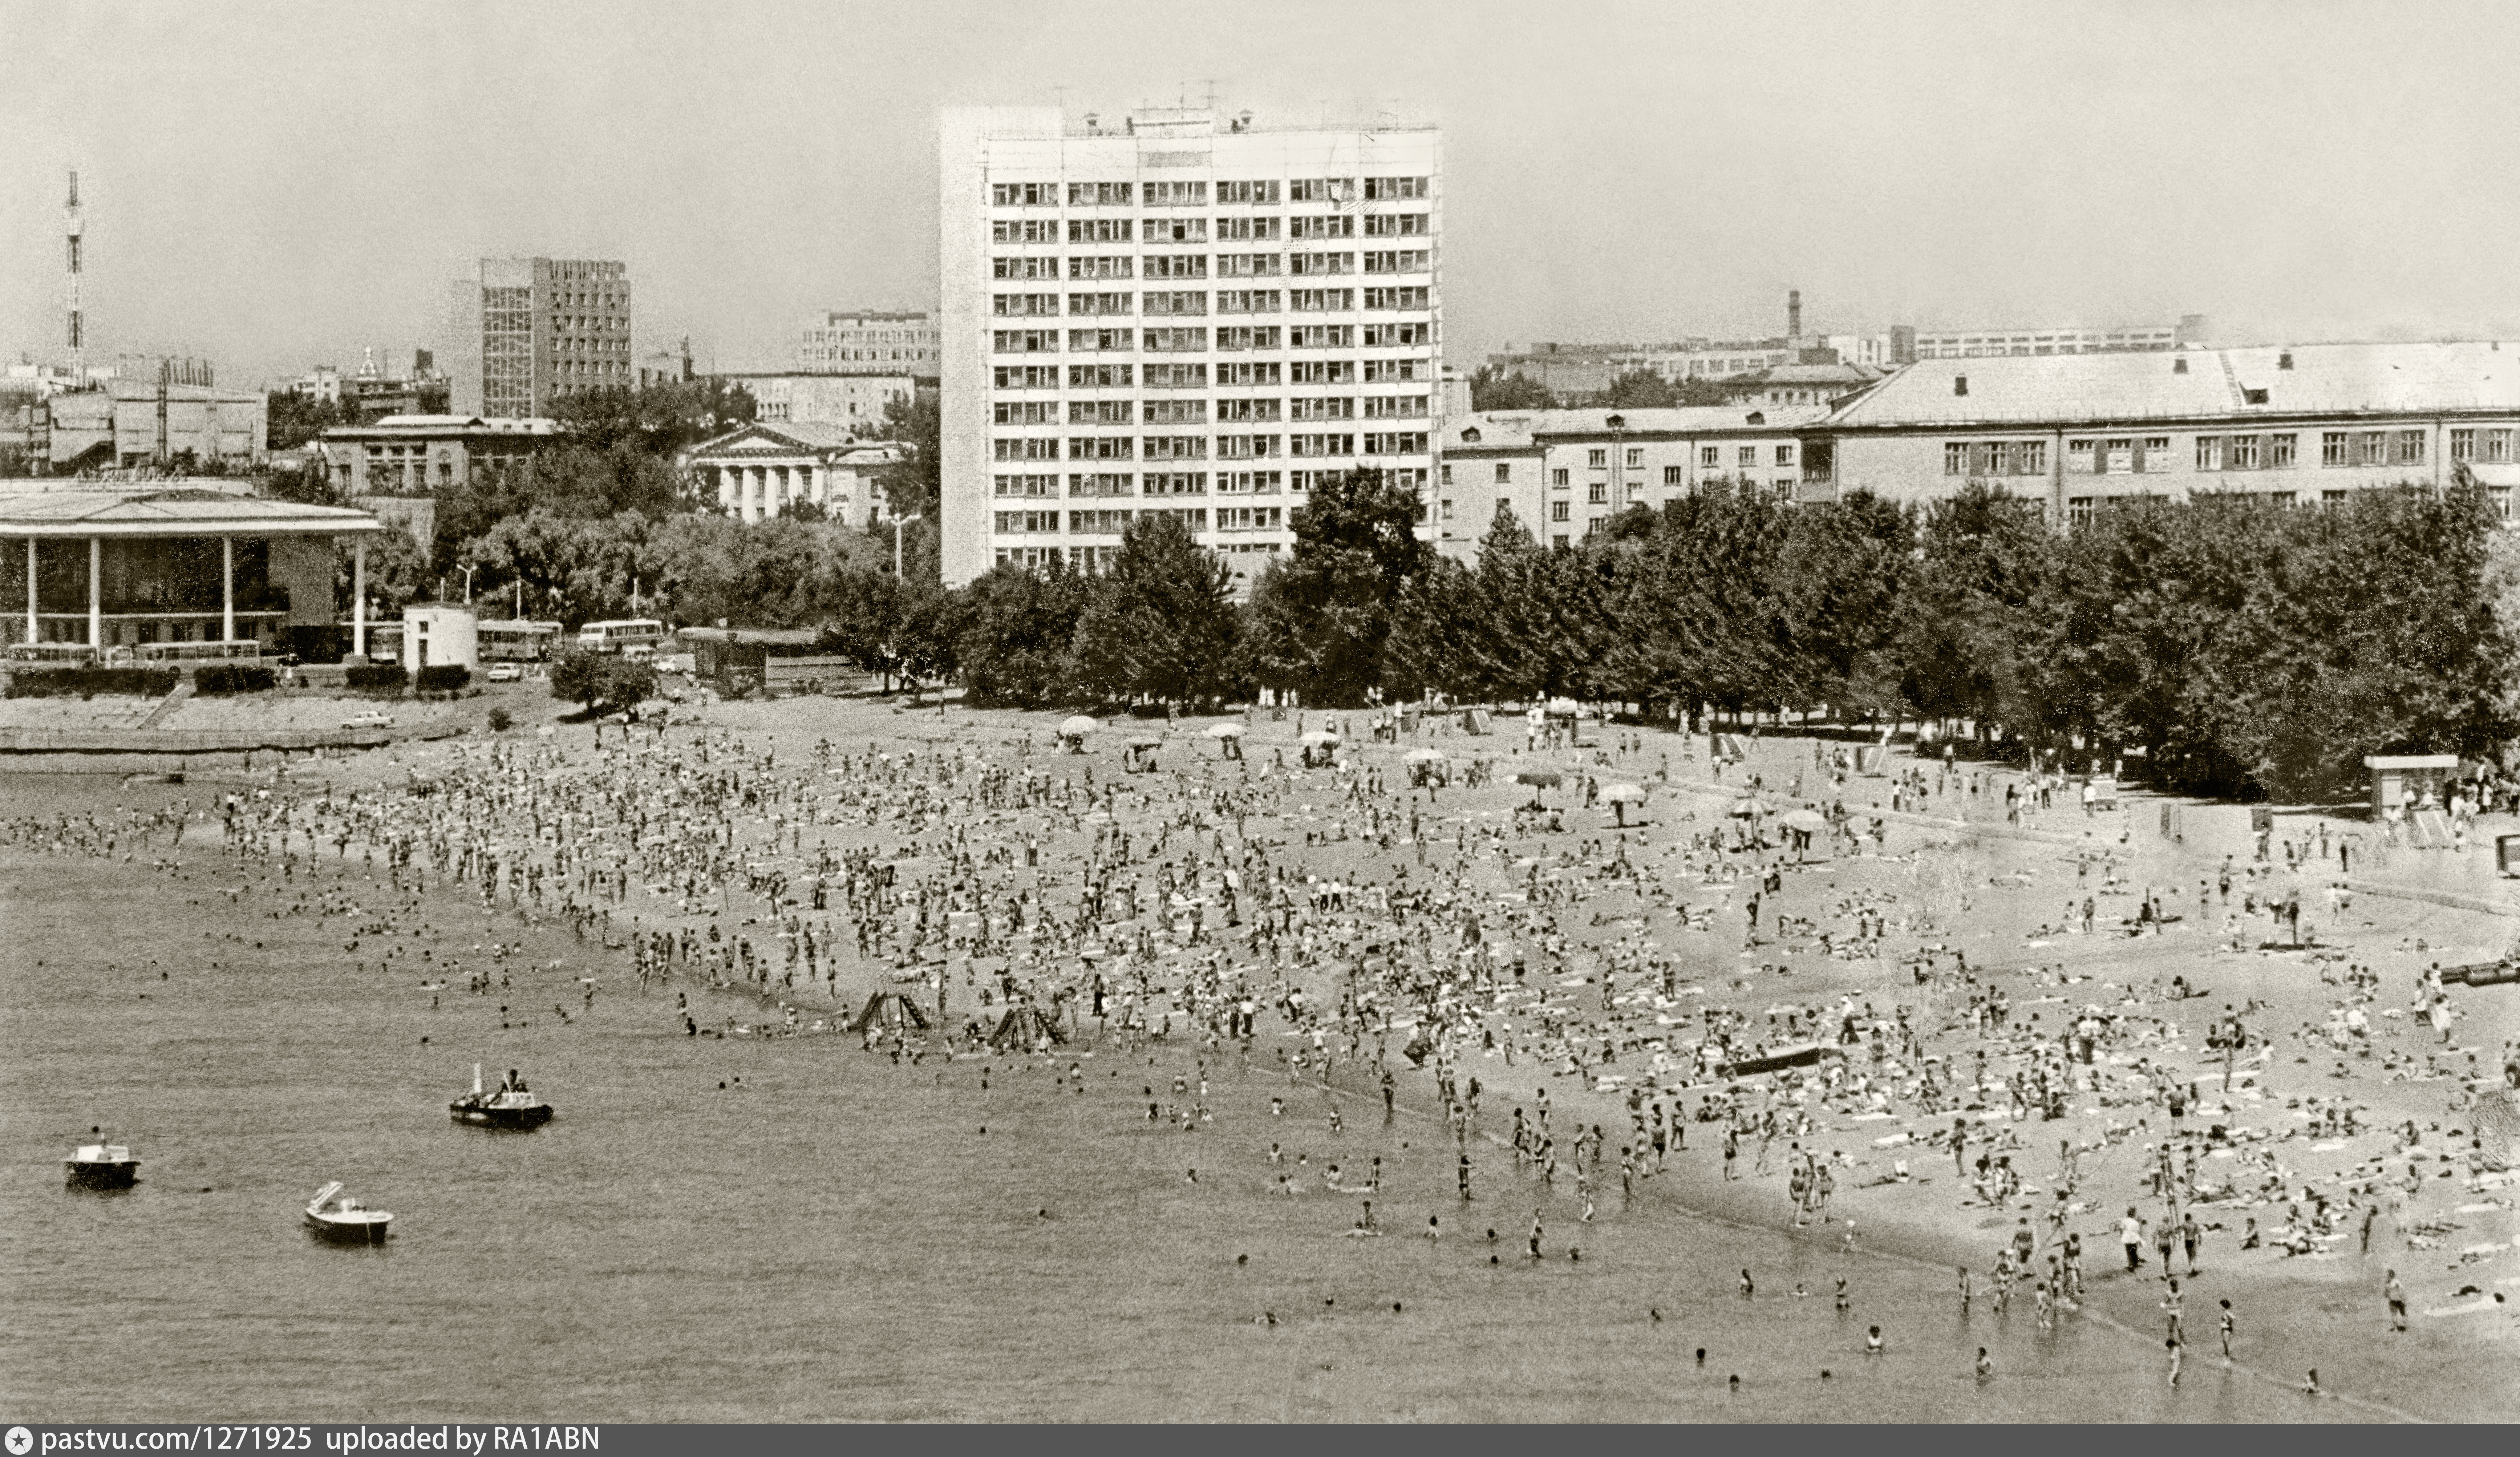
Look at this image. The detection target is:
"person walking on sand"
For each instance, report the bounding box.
[2121,1207,2146,1272]
[2385,1269,2407,1332]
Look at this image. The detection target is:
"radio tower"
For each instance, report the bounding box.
[65,170,85,375]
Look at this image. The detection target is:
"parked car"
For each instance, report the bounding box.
[486,662,522,683]
[340,711,394,730]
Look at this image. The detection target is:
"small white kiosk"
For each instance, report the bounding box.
[400,603,479,673]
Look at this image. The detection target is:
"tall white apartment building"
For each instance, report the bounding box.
[939,105,1442,588]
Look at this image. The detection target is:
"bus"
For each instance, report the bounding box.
[478,619,562,662]
[4,643,98,668]
[137,640,262,664]
[576,619,667,655]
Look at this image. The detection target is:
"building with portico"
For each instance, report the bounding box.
[681,422,903,527]
[0,483,388,661]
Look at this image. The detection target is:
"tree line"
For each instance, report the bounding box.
[943,471,2518,802]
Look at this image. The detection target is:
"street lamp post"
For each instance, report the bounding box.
[892,514,925,578]
[459,564,477,605]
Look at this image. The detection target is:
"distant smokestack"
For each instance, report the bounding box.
[1788,290,1802,339]
[65,170,84,366]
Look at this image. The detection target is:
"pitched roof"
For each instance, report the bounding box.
[685,421,901,457]
[0,487,386,538]
[1825,340,2520,429]
[1734,363,1884,385]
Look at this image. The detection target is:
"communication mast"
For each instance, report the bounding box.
[65,169,85,374]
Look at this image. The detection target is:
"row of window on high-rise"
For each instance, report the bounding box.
[992,324,1433,353]
[993,397,1429,424]
[993,216,1428,244]
[991,433,1428,461]
[992,288,1430,316]
[994,506,1289,535]
[994,252,1431,279]
[990,468,1424,499]
[992,361,1426,388]
[992,178,1427,208]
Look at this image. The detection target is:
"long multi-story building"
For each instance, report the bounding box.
[1896,315,2206,362]
[939,105,1441,587]
[712,372,912,432]
[1434,404,1831,560]
[445,258,632,417]
[1797,340,2520,521]
[798,311,939,375]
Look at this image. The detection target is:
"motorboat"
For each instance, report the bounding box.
[449,1063,553,1130]
[64,1128,138,1189]
[303,1181,393,1243]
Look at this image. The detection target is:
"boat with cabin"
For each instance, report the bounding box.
[449,1064,554,1129]
[64,1127,138,1189]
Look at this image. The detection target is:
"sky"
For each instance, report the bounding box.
[4,0,2518,388]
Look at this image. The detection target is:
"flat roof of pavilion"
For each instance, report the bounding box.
[0,488,385,538]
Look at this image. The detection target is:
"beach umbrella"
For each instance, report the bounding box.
[1515,770,1563,788]
[1205,723,1245,738]
[1545,696,1581,716]
[1404,748,1447,764]
[1299,729,1341,745]
[1060,715,1099,737]
[1729,797,1767,817]
[1601,782,1647,803]
[1126,735,1163,749]
[1780,808,1828,832]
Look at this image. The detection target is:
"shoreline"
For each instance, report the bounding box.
[6,701,2511,1422]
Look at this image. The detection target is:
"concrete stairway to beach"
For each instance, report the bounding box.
[137,680,195,730]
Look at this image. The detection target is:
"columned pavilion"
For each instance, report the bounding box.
[0,487,387,660]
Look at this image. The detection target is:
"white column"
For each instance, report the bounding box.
[748,467,765,523]
[718,467,736,513]
[87,536,101,649]
[352,540,367,659]
[23,537,34,644]
[811,465,828,507]
[221,536,235,642]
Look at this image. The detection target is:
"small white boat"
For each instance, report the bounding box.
[65,1128,138,1189]
[303,1181,393,1243]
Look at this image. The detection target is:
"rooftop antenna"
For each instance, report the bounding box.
[65,169,84,375]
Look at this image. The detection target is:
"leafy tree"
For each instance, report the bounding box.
[602,656,659,709]
[434,444,689,569]
[1776,490,1915,722]
[1467,367,1554,412]
[871,392,941,530]
[955,559,1090,707]
[265,391,353,450]
[331,528,431,618]
[1071,514,1240,705]
[548,649,608,709]
[1899,482,2054,735]
[263,462,344,507]
[1603,370,1679,409]
[467,510,662,628]
[549,651,656,712]
[554,379,757,457]
[1241,468,1431,705]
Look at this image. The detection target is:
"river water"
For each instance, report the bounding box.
[0,796,2376,1422]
